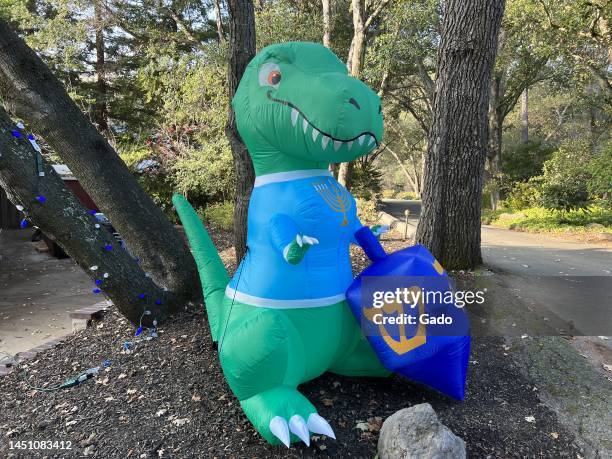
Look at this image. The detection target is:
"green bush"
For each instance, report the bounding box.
[381,189,396,199]
[199,201,234,230]
[504,180,541,210]
[350,161,383,201]
[396,191,419,200]
[586,143,612,207]
[537,139,592,211]
[502,140,555,182]
[356,198,379,225]
[486,205,612,233]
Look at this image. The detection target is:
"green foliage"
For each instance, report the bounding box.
[504,180,542,209]
[485,205,612,234]
[586,144,612,206]
[396,191,419,200]
[356,199,379,225]
[255,0,322,49]
[350,161,383,201]
[381,189,396,199]
[537,139,592,211]
[199,201,234,230]
[502,140,555,182]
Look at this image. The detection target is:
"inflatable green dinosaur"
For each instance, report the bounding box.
[173,42,388,447]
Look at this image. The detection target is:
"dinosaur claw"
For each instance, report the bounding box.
[289,415,310,446]
[270,416,291,447]
[307,413,336,440]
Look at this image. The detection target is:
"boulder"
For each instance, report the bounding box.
[378,403,466,459]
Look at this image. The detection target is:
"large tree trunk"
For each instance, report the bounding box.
[0,108,169,324]
[520,87,529,143]
[93,0,108,134]
[225,0,255,261]
[0,20,200,308]
[415,0,505,270]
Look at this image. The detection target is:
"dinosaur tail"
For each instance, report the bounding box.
[172,194,229,342]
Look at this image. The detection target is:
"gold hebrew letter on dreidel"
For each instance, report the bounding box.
[313,178,351,226]
[364,286,427,355]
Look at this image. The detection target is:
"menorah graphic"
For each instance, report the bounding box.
[312,178,352,226]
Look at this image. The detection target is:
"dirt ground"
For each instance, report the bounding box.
[0,229,94,355]
[0,231,588,458]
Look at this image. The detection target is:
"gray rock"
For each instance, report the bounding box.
[378,403,466,459]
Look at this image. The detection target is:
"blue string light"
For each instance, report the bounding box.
[95,279,102,285]
[20,219,28,229]
[104,244,113,251]
[11,130,21,138]
[93,288,101,294]
[35,195,46,203]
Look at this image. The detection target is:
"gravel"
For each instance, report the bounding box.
[0,231,582,458]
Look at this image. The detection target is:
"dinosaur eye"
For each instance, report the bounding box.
[259,62,281,88]
[268,70,281,85]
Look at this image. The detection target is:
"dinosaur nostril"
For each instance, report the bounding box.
[348,97,361,110]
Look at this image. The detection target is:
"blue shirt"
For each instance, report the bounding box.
[227,169,362,307]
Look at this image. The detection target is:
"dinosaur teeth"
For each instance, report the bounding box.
[291,108,299,127]
[367,135,376,146]
[312,128,320,142]
[302,118,308,133]
[347,141,353,150]
[333,140,342,151]
[321,136,330,149]
[358,134,366,145]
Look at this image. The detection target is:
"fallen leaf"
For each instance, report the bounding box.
[126,389,137,395]
[551,432,559,439]
[322,398,334,407]
[355,421,369,431]
[525,416,535,423]
[171,418,190,426]
[191,394,201,402]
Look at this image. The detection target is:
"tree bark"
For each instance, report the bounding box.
[415,0,505,270]
[0,108,169,324]
[520,87,529,143]
[338,0,390,189]
[0,20,200,307]
[225,0,256,261]
[322,0,331,48]
[93,0,108,134]
[214,0,224,43]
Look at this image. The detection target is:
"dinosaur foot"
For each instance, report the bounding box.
[241,386,336,447]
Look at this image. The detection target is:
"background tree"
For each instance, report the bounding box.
[225,0,256,260]
[0,18,201,315]
[416,0,505,269]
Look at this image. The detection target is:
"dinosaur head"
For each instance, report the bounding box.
[232,42,384,175]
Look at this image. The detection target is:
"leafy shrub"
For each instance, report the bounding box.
[356,199,379,225]
[381,189,396,199]
[504,180,541,210]
[350,161,383,201]
[537,139,592,211]
[502,140,555,182]
[199,201,234,230]
[586,143,612,207]
[396,191,419,200]
[486,205,612,233]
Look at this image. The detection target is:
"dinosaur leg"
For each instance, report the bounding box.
[329,307,391,377]
[219,306,334,446]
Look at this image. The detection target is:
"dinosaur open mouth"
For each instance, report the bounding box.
[266,91,378,152]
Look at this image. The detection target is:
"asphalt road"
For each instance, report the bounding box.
[380,199,612,336]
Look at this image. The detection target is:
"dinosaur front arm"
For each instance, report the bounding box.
[269,213,318,264]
